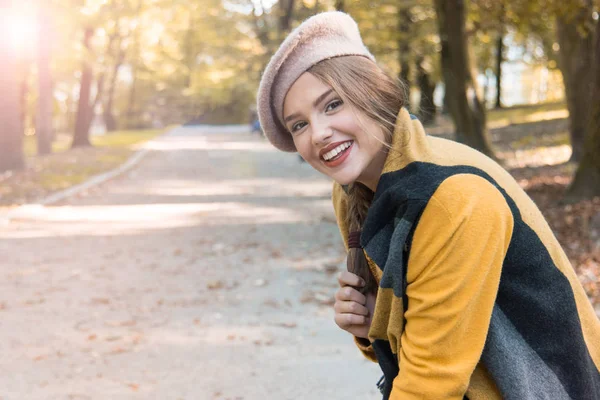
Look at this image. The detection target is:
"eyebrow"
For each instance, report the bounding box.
[284,89,334,123]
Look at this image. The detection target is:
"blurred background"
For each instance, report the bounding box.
[2,0,598,261]
[0,1,597,151]
[0,0,599,318]
[0,0,599,397]
[1,0,599,182]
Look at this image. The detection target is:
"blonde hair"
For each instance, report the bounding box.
[308,56,407,294]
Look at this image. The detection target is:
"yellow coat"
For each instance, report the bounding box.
[332,109,600,399]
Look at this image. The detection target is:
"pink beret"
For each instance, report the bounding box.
[256,11,375,152]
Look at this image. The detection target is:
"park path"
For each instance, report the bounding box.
[0,126,381,400]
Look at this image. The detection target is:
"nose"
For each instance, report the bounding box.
[311,120,333,146]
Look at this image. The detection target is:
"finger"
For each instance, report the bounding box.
[337,271,365,288]
[335,313,367,329]
[335,286,366,304]
[334,300,369,316]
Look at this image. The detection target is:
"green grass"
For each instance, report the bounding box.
[92,129,164,147]
[510,132,570,150]
[2,128,171,206]
[487,102,568,127]
[23,134,70,156]
[23,129,165,157]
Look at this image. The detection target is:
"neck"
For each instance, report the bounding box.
[357,147,388,192]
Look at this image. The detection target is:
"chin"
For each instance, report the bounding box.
[316,164,360,186]
[331,175,357,186]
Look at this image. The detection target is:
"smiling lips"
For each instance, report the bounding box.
[320,140,353,167]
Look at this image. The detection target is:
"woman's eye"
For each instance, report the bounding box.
[325,99,343,112]
[291,121,307,133]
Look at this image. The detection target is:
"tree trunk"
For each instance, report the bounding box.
[36,8,53,155]
[483,71,490,109]
[495,29,504,109]
[126,67,137,129]
[434,0,494,158]
[398,6,411,106]
[565,16,600,201]
[441,86,451,115]
[0,17,25,172]
[19,67,28,137]
[84,72,105,135]
[72,27,94,148]
[556,2,594,162]
[103,30,124,132]
[417,56,436,125]
[104,52,123,132]
[125,1,143,129]
[278,0,295,38]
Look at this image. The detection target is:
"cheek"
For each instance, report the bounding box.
[292,136,312,159]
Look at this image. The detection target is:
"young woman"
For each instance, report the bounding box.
[257,11,600,400]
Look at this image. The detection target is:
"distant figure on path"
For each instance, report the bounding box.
[251,118,262,135]
[249,109,262,135]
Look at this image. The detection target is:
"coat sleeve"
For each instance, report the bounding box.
[390,174,514,399]
[332,182,378,362]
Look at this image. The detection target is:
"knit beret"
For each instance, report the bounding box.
[257,11,375,152]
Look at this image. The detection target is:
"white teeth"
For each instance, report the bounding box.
[323,142,351,161]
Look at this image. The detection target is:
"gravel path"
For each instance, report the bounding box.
[0,126,381,400]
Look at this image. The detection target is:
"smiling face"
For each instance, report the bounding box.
[282,72,388,190]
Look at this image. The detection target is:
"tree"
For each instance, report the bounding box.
[278,0,296,39]
[494,4,505,109]
[416,55,436,124]
[434,0,494,158]
[555,1,595,162]
[36,6,53,155]
[98,1,129,132]
[469,0,506,109]
[565,15,600,201]
[0,4,25,172]
[72,26,94,148]
[398,4,412,103]
[124,0,143,128]
[104,34,124,131]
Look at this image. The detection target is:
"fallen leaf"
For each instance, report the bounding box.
[270,250,282,258]
[323,263,339,275]
[127,383,140,391]
[207,280,225,290]
[262,298,279,308]
[108,346,128,355]
[90,298,110,305]
[300,290,335,306]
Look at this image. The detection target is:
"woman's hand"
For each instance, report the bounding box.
[334,271,376,339]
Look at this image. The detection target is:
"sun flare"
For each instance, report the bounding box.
[7,7,38,54]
